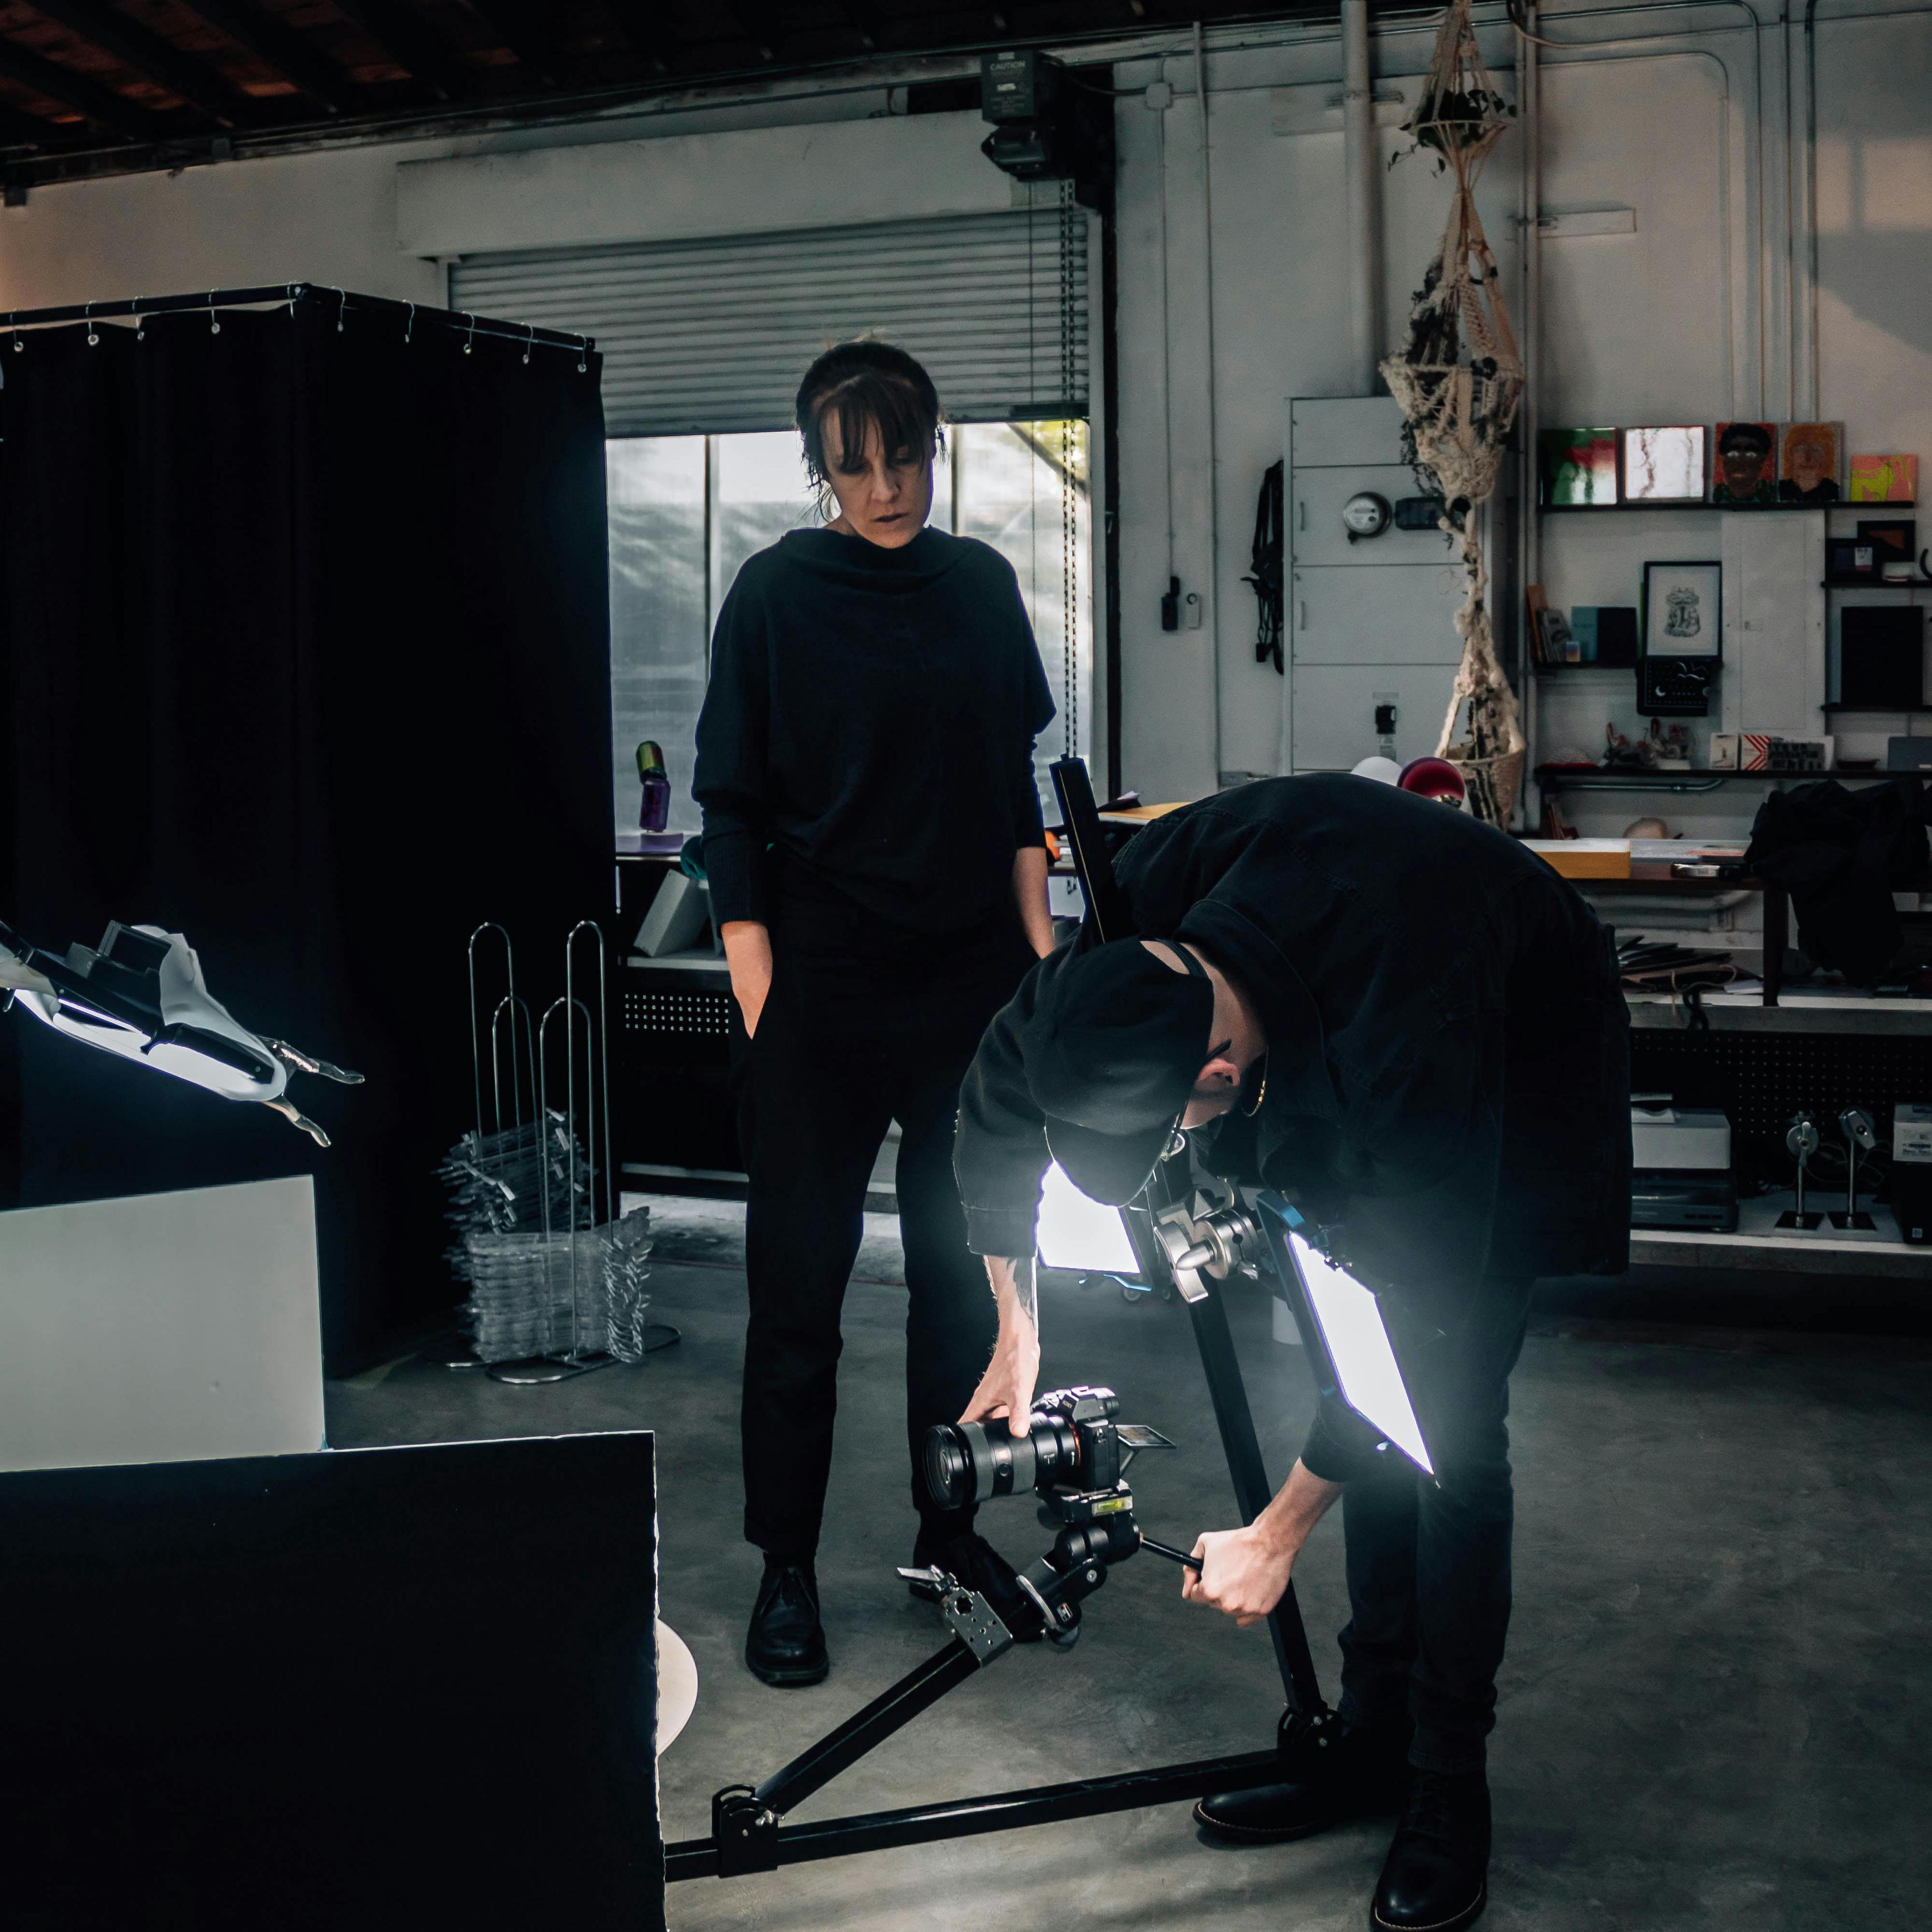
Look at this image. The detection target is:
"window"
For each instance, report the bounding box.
[607,423,1090,840]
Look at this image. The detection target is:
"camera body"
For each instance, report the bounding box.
[923,1385,1132,1517]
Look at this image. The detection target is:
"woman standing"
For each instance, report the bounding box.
[694,340,1058,1686]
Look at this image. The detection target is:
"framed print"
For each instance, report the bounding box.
[1540,427,1619,505]
[1643,561,1722,660]
[1778,422,1844,504]
[1622,426,1707,502]
[1857,519,1916,564]
[1712,423,1778,505]
[1848,454,1917,504]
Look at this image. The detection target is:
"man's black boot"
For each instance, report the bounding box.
[745,1560,829,1687]
[1195,1712,1412,1844]
[1371,1768,1491,1932]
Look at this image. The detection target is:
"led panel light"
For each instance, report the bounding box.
[1035,1161,1140,1274]
[1287,1232,1433,1474]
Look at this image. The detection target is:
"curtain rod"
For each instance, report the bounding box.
[0,284,594,358]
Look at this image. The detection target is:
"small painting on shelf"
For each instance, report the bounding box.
[1848,454,1917,503]
[1540,428,1618,506]
[1622,426,1706,502]
[1712,423,1779,505]
[1778,422,1843,504]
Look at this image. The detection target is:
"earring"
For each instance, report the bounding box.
[1241,1055,1269,1117]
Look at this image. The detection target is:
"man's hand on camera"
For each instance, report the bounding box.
[959,1256,1041,1437]
[1181,1523,1299,1628]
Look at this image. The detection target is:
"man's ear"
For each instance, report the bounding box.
[1197,1056,1242,1090]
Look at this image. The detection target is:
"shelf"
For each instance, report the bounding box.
[1539,499,1911,514]
[1823,577,1929,589]
[1822,702,1932,713]
[1631,1193,1929,1276]
[1626,988,1932,1036]
[1535,767,1855,790]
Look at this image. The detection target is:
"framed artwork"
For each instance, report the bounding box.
[1778,422,1844,504]
[1828,540,1878,580]
[1712,423,1779,505]
[1540,427,1618,506]
[1848,454,1917,503]
[1858,519,1916,564]
[1643,561,1722,659]
[1622,426,1706,501]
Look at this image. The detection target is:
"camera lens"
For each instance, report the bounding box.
[922,1420,1041,1508]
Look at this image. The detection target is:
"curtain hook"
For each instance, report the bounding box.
[84,300,97,347]
[10,310,20,352]
[336,287,347,333]
[463,311,476,356]
[285,283,298,318]
[404,300,415,345]
[576,337,587,374]
[133,297,145,343]
[522,323,533,366]
[208,290,221,336]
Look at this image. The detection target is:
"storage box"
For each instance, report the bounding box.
[1894,1103,1932,1245]
[1631,1105,1731,1170]
[1522,838,1632,880]
[1741,734,1833,773]
[1708,733,1740,770]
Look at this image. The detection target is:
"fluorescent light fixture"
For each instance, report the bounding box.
[1287,1232,1433,1474]
[1035,1161,1139,1274]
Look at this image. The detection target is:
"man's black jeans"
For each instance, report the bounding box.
[1331,1276,1535,1775]
[733,874,1033,1564]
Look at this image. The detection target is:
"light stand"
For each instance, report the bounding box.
[1828,1107,1878,1231]
[1777,1113,1824,1230]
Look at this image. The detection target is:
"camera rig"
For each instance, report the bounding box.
[667,760,1336,1886]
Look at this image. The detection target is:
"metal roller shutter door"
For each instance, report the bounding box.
[449,206,1090,437]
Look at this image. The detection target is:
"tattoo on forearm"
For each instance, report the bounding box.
[1015,1254,1038,1335]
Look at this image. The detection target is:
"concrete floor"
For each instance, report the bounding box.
[327,1206,1932,1931]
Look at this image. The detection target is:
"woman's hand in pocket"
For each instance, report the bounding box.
[721,920,774,1038]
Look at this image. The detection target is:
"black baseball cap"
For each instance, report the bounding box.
[1022,938,1216,1206]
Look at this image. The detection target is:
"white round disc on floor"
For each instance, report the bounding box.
[658,1620,698,1753]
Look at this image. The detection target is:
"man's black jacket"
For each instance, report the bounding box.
[955,776,1631,1306]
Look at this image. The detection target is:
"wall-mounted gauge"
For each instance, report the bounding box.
[1342,492,1393,541]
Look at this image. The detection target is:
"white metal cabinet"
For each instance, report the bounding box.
[1284,395,1467,773]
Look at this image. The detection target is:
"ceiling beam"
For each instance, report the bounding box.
[328,0,465,102]
[461,0,566,87]
[25,2,255,127]
[170,0,357,116]
[0,33,158,139]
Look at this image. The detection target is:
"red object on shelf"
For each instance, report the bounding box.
[1398,757,1469,806]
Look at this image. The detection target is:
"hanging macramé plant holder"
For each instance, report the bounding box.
[1379,0,1525,826]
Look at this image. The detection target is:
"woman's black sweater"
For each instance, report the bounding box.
[693,527,1056,935]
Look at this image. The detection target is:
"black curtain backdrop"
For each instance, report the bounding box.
[0,302,613,1370]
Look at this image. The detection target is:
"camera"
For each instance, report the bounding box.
[925,1386,1167,1513]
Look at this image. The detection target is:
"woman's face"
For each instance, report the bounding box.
[820,410,933,549]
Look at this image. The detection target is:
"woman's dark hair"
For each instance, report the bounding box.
[795,339,943,490]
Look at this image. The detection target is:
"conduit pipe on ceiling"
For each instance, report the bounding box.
[1341,0,1382,392]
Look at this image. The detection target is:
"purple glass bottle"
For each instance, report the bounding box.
[636,740,671,834]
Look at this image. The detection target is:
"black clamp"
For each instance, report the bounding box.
[711,1785,778,1877]
[938,1578,1015,1665]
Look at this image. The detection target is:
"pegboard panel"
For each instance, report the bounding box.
[1631,1029,1932,1153]
[622,985,733,1039]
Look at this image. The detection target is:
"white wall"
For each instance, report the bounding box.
[2,5,1927,837]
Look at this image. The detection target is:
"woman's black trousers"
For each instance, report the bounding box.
[733,881,1033,1564]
